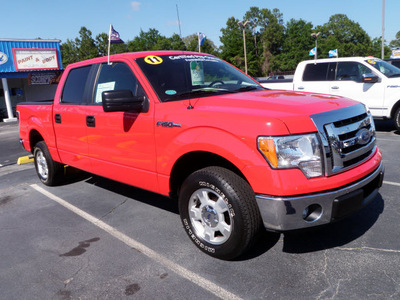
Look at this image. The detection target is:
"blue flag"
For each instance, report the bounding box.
[329,49,338,57]
[198,32,206,46]
[110,25,124,44]
[309,47,316,56]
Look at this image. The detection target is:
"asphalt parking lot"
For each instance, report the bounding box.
[0,120,399,299]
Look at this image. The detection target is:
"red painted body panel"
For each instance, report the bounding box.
[17,51,382,200]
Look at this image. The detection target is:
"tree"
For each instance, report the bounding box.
[274,19,314,71]
[242,7,285,75]
[74,27,99,60]
[315,14,372,58]
[389,30,400,49]
[95,33,108,57]
[155,33,187,51]
[183,34,218,55]
[371,37,391,58]
[60,39,79,67]
[219,17,243,67]
[127,28,164,51]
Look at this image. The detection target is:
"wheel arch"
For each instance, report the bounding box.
[169,151,247,199]
[390,99,400,119]
[29,129,45,153]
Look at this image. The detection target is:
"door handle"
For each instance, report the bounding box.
[55,114,61,124]
[86,115,96,127]
[331,86,339,90]
[297,86,304,90]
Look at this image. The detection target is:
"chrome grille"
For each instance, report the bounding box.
[311,103,376,176]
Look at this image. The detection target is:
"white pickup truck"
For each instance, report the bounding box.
[260,57,400,131]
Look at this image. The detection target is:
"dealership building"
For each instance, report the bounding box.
[0,39,63,122]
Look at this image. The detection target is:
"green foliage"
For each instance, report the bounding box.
[182,34,218,55]
[275,19,314,71]
[61,11,398,73]
[371,37,391,58]
[315,14,372,58]
[389,31,400,49]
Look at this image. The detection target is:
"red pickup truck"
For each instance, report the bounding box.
[18,51,384,259]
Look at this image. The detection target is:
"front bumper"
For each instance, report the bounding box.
[255,162,384,231]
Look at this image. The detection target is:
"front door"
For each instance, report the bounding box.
[84,60,158,192]
[328,61,385,117]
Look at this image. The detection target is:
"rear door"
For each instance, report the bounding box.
[294,62,334,94]
[53,65,95,171]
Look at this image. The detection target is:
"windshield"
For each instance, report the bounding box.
[365,58,400,78]
[135,54,264,102]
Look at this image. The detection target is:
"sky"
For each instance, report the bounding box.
[2,0,399,48]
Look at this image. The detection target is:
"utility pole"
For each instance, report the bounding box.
[238,20,249,74]
[381,0,385,59]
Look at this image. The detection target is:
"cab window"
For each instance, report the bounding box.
[303,63,330,81]
[93,62,146,104]
[61,65,92,104]
[335,62,371,82]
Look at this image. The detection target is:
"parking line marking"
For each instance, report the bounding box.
[383,180,400,187]
[30,184,242,300]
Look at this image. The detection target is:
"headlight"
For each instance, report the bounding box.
[258,134,323,178]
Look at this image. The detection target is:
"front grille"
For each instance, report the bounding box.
[311,103,376,176]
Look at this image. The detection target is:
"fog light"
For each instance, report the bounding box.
[302,204,323,222]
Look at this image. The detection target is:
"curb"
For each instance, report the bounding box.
[17,155,34,165]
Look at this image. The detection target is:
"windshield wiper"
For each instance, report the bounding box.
[388,74,400,78]
[234,85,261,92]
[176,90,218,97]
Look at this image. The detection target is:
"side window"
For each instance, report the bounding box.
[303,63,329,81]
[61,66,92,104]
[93,62,146,104]
[358,64,373,76]
[336,62,367,82]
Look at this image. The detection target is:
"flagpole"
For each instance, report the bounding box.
[198,33,201,53]
[108,24,111,65]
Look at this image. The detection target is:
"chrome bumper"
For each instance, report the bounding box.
[255,162,384,231]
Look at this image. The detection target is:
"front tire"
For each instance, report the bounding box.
[179,167,262,260]
[33,141,64,186]
[394,107,400,132]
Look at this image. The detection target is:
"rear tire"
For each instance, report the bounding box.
[33,141,64,186]
[179,166,262,260]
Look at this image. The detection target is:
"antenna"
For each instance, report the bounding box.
[187,98,194,109]
[176,4,182,38]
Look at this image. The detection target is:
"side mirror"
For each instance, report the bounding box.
[102,90,147,113]
[362,73,379,83]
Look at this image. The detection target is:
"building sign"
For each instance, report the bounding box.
[13,49,59,71]
[28,71,62,85]
[391,49,400,59]
[0,51,8,65]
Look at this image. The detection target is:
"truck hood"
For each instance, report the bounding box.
[195,89,359,135]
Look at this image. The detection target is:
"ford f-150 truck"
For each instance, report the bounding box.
[260,57,400,132]
[17,51,384,260]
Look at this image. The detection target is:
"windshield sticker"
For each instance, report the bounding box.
[144,55,163,65]
[95,81,115,103]
[169,55,219,63]
[165,90,177,95]
[190,61,205,85]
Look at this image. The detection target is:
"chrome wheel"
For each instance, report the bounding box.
[188,188,233,245]
[36,149,49,180]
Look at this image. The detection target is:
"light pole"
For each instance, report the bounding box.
[311,32,321,60]
[238,20,249,74]
[381,0,385,59]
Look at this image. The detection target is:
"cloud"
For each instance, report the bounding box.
[130,1,141,11]
[167,20,181,27]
